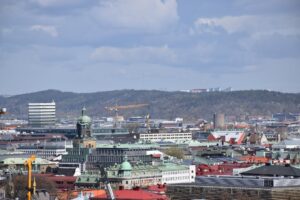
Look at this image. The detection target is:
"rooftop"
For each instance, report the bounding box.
[0,157,57,165]
[96,143,159,149]
[91,189,168,200]
[241,164,300,177]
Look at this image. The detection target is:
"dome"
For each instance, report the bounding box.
[120,161,132,171]
[77,106,91,125]
[77,115,91,124]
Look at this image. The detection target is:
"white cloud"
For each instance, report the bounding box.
[91,45,177,64]
[192,15,300,36]
[30,25,58,37]
[91,0,178,32]
[29,0,84,7]
[1,28,13,35]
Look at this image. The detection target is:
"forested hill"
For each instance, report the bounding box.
[0,89,299,121]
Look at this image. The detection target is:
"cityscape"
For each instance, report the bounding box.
[1,0,300,200]
[0,91,300,200]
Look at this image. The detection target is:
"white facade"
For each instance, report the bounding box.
[28,102,56,127]
[20,148,68,159]
[160,164,196,184]
[140,132,192,142]
[211,130,245,144]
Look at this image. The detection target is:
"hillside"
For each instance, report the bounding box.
[0,89,300,121]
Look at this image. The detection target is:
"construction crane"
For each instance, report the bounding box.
[105,104,148,115]
[105,103,148,119]
[24,155,36,200]
[105,103,148,127]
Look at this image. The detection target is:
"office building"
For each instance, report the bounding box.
[28,101,56,127]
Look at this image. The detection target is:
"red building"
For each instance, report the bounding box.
[33,174,76,190]
[196,163,252,176]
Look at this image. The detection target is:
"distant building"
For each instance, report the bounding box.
[208,130,245,145]
[139,132,192,142]
[28,101,56,127]
[213,113,225,129]
[273,113,300,122]
[17,139,72,159]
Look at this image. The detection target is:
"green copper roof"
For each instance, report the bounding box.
[76,174,100,184]
[157,163,189,172]
[77,106,91,124]
[120,161,132,171]
[120,155,132,171]
[78,115,91,124]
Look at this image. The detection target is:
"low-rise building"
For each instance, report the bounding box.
[208,130,245,144]
[0,157,57,173]
[159,163,195,184]
[76,159,195,190]
[139,132,192,142]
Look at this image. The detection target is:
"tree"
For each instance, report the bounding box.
[8,175,57,199]
[163,147,184,159]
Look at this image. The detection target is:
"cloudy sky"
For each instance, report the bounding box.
[1,0,300,94]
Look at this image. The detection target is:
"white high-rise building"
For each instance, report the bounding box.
[28,101,56,127]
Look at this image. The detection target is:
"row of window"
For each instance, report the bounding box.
[141,133,191,137]
[164,176,191,181]
[163,170,190,175]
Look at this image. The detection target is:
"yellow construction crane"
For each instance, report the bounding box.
[105,103,148,118]
[24,155,36,200]
[105,103,149,127]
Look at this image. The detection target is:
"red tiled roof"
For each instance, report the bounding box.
[33,174,76,181]
[147,184,166,193]
[48,176,77,182]
[151,154,161,158]
[92,189,168,200]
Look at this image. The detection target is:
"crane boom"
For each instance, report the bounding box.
[105,103,149,127]
[24,155,36,200]
[105,104,148,112]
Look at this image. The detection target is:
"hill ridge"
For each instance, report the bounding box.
[1,89,299,121]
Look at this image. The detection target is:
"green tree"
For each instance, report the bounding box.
[164,147,184,159]
[9,175,57,199]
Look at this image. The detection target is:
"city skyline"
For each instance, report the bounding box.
[1,0,300,94]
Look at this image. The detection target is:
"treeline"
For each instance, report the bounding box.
[1,89,299,121]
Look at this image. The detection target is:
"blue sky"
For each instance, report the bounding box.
[1,0,300,94]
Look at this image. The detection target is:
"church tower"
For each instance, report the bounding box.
[73,107,96,148]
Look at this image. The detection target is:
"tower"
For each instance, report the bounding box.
[74,107,96,148]
[213,113,225,130]
[76,106,92,138]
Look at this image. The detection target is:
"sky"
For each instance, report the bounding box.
[1,0,300,95]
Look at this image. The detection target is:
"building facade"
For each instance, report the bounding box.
[159,163,195,184]
[139,132,192,142]
[28,101,56,127]
[76,160,195,190]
